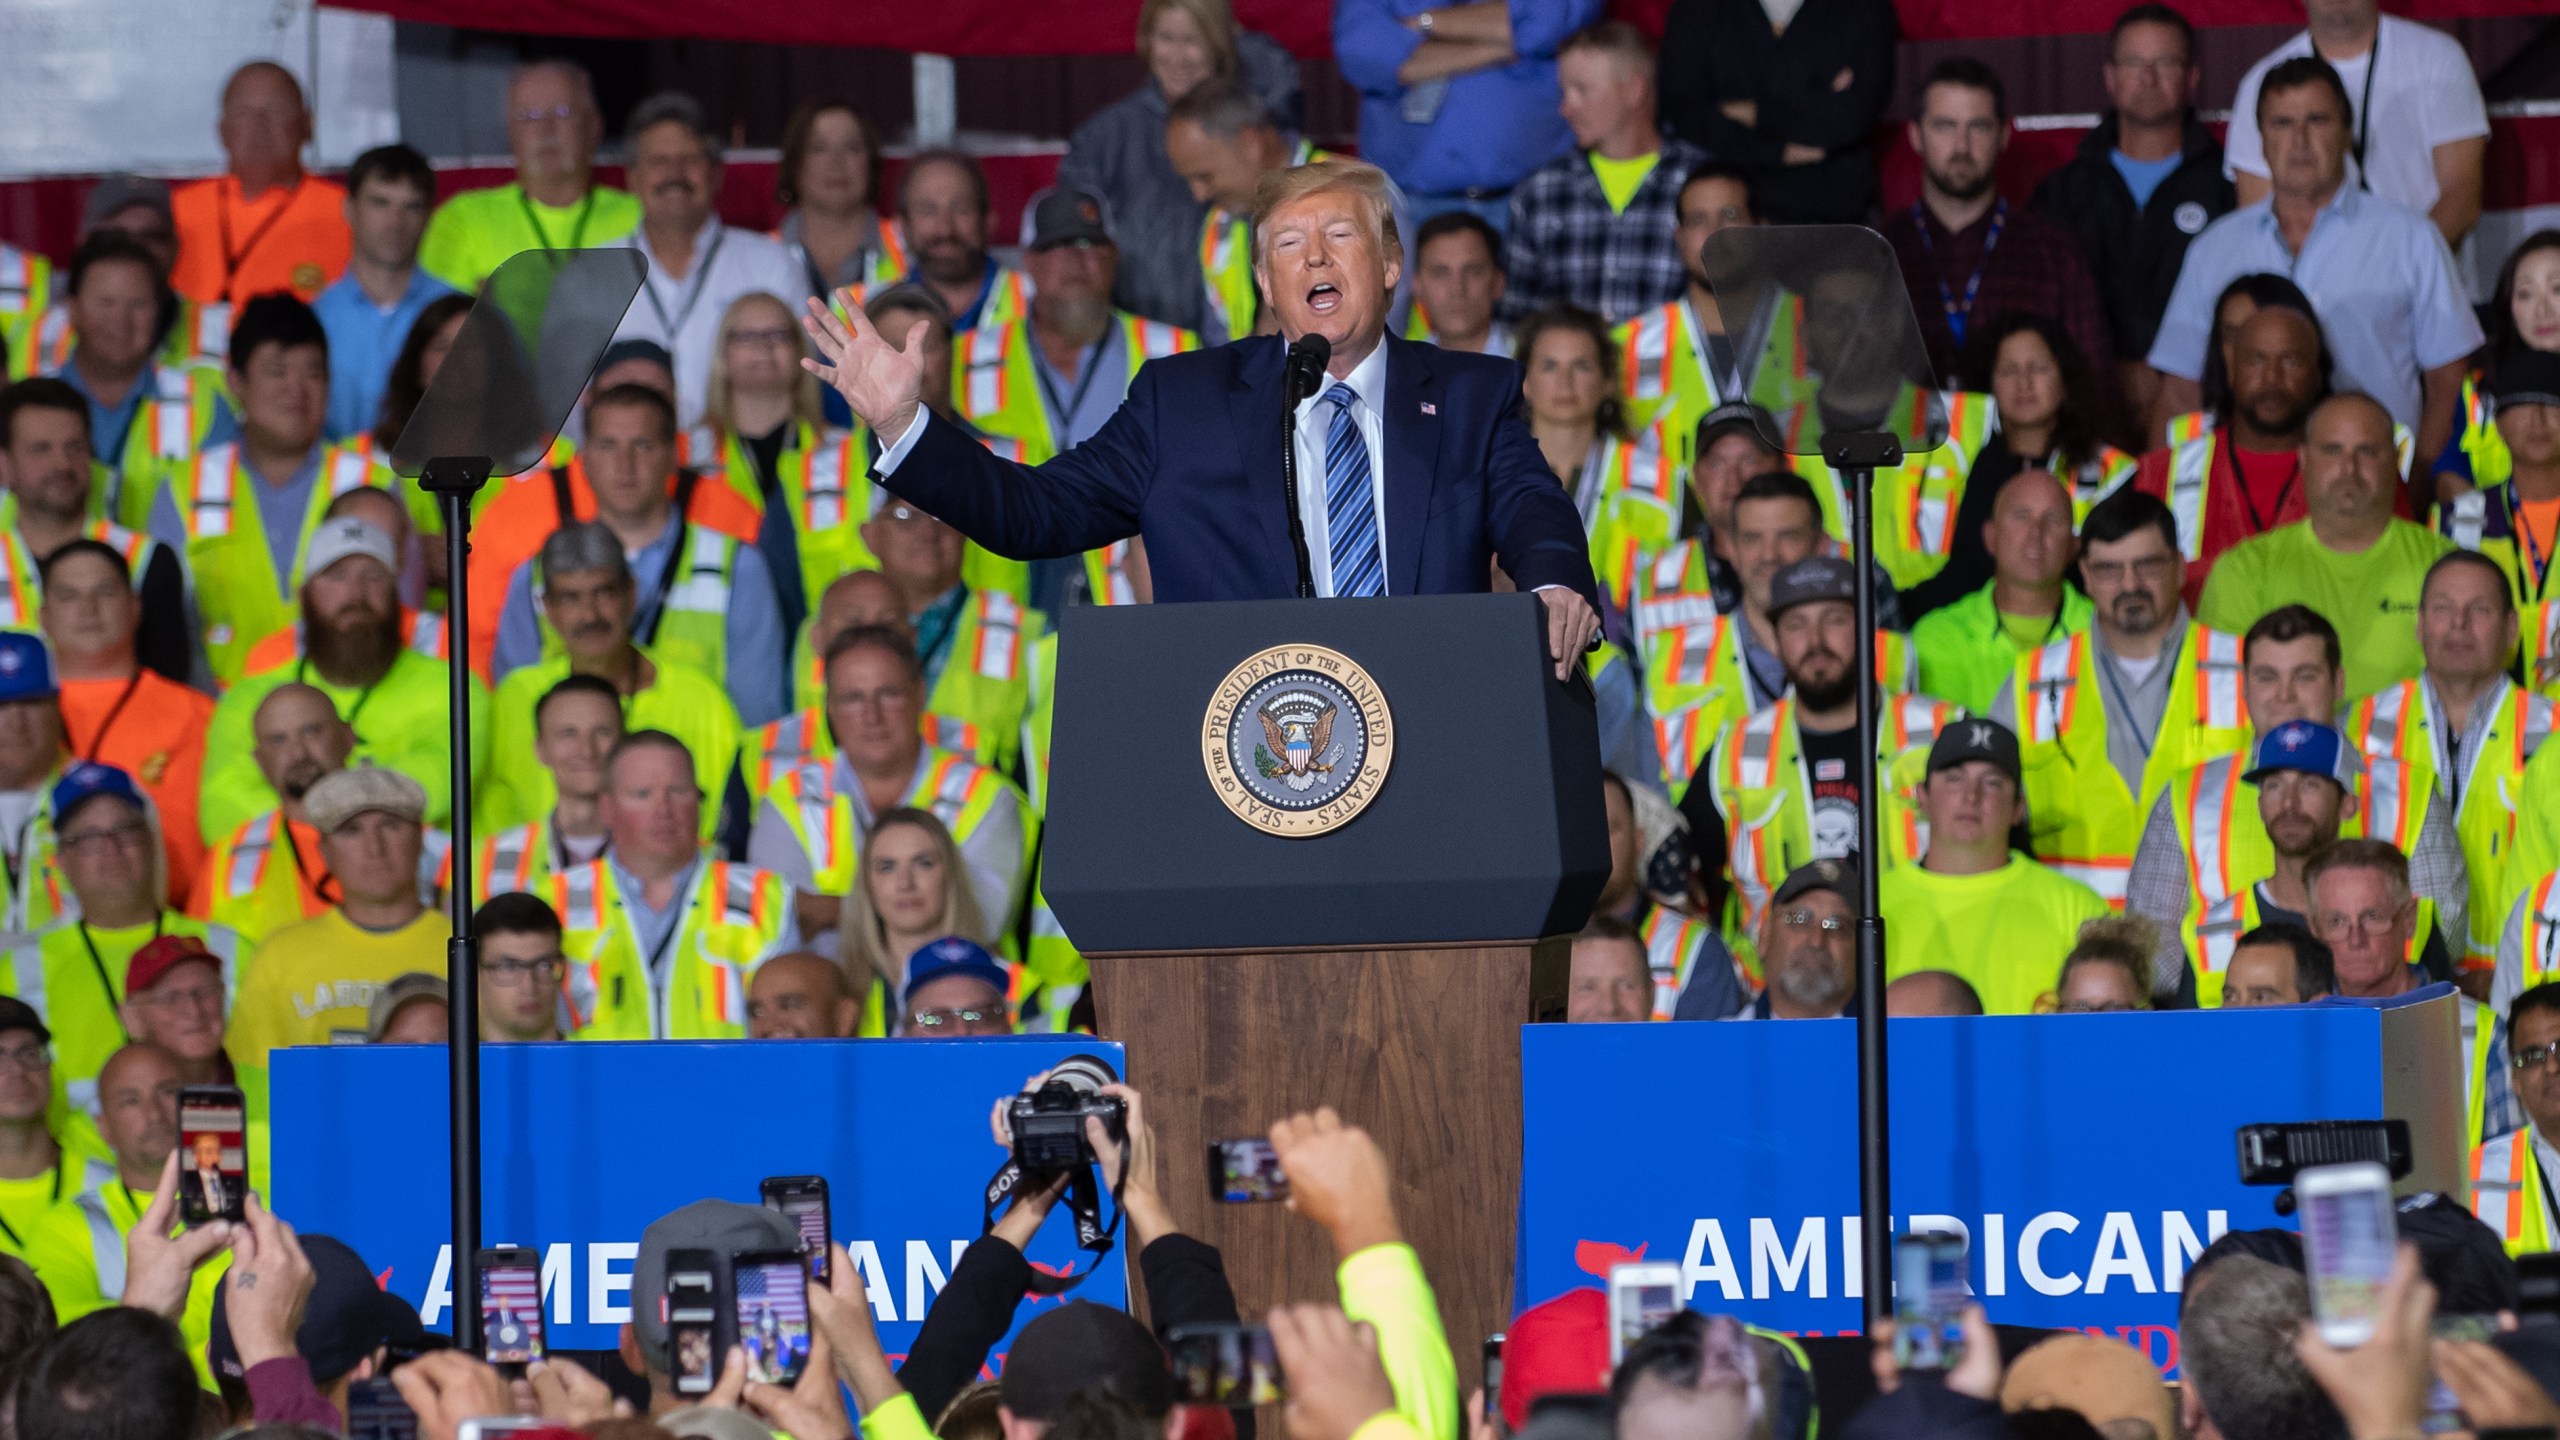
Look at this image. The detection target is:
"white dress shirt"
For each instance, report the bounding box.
[614,215,811,427]
[1290,342,1393,598]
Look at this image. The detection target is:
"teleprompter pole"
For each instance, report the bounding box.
[425,455,492,1352]
[1829,430,1901,1332]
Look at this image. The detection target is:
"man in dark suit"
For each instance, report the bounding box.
[800,158,1602,678]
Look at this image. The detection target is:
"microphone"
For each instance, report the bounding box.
[1283,333,1332,406]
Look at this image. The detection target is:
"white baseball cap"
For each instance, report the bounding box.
[302,516,398,584]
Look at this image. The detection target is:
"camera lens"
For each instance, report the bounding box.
[1045,1054,1121,1096]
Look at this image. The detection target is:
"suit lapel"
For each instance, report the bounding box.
[1228,336,1294,592]
[1381,336,1438,597]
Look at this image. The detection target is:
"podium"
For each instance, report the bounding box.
[1046,593,1608,1382]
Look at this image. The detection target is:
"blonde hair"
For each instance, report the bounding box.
[1137,0,1240,84]
[701,291,824,437]
[841,807,991,997]
[1250,158,1404,269]
[2057,915,2158,1008]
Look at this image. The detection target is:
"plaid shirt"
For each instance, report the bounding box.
[1501,136,1709,327]
[1881,198,2120,433]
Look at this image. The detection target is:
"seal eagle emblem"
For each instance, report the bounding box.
[1201,643,1395,836]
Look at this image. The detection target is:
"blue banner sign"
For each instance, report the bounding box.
[272,1039,1130,1354]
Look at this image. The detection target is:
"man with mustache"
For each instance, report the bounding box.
[1723,859,1859,1021]
[893,152,1027,337]
[607,91,809,428]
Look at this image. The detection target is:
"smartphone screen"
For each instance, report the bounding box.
[1167,1324,1285,1407]
[176,1085,247,1225]
[1207,1139,1289,1203]
[1607,1263,1682,1365]
[344,1377,419,1440]
[478,1249,545,1366]
[760,1176,831,1284]
[733,1251,812,1386]
[1893,1234,1969,1370]
[2300,1162,2398,1347]
[665,1254,719,1398]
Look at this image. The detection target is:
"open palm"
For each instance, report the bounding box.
[800,296,927,441]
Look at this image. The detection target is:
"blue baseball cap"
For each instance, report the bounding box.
[50,761,143,825]
[2242,719,2363,790]
[902,936,1010,1008]
[0,635,55,704]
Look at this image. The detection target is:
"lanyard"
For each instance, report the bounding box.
[78,916,159,1044]
[2512,489,2558,605]
[2346,28,2380,185]
[216,179,302,295]
[1033,333,1109,440]
[1910,198,2006,348]
[2093,635,2174,758]
[2227,437,2302,536]
[517,187,596,251]
[642,229,730,344]
[73,672,145,764]
[280,819,339,907]
[0,1163,68,1249]
[295,657,382,741]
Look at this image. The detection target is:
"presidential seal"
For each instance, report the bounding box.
[1200,644,1394,837]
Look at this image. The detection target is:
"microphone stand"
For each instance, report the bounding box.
[1279,337,1325,599]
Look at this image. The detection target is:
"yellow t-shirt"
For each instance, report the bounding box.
[1880,853,2113,1014]
[1588,151,1662,215]
[229,909,448,1067]
[0,1165,64,1258]
[2196,517,2451,702]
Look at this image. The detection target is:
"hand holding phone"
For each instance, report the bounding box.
[760,1175,831,1284]
[478,1247,545,1369]
[176,1085,248,1225]
[2299,1161,2399,1347]
[663,1250,722,1398]
[1892,1233,1970,1371]
[345,1377,419,1440]
[733,1250,814,1387]
[1168,1322,1285,1406]
[1607,1262,1682,1366]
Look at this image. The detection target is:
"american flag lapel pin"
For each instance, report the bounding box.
[1419,401,1437,415]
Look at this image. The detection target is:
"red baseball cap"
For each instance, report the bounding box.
[125,935,217,997]
[1499,1288,1611,1428]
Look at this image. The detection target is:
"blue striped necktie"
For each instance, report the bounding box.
[1320,382,1383,598]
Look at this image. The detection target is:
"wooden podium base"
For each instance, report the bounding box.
[1091,937,1567,1393]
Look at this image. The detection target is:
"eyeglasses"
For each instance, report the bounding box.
[129,981,223,1014]
[2513,1042,2560,1071]
[515,104,579,124]
[59,822,150,856]
[909,1008,1003,1030]
[485,956,564,986]
[1777,908,1849,933]
[724,327,799,351]
[0,1043,49,1072]
[2082,555,2178,585]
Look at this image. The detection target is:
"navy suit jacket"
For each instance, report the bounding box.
[878,333,1601,612]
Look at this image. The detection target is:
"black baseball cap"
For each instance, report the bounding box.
[209,1233,428,1384]
[1926,717,2022,785]
[1029,188,1113,251]
[0,997,49,1046]
[1770,857,1859,908]
[999,1301,1174,1420]
[2496,350,2560,412]
[1694,401,1779,455]
[1765,555,1857,618]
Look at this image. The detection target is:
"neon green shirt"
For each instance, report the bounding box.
[2197,518,2450,701]
[1881,852,2112,1014]
[418,183,642,293]
[1911,582,2094,714]
[200,650,489,846]
[1588,151,1662,215]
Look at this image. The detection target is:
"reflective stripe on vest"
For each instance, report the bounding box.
[1641,909,1707,1022]
[2025,634,2085,745]
[972,592,1024,682]
[665,528,734,615]
[2195,889,2253,976]
[2184,758,2241,906]
[559,863,601,932]
[2447,491,2489,553]
[485,823,540,896]
[1624,306,1675,401]
[962,324,1009,418]
[2472,1129,2542,1248]
[151,367,199,464]
[192,447,237,539]
[2194,631,2244,730]
[757,712,822,794]
[2165,433,2215,562]
[2525,873,2560,991]
[1730,701,1788,793]
[225,813,277,899]
[79,1190,125,1298]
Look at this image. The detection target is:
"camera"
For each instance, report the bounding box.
[1007,1054,1129,1175]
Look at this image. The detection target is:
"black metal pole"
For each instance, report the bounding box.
[427,458,491,1351]
[1846,454,1892,1333]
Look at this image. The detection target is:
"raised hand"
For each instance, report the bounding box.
[801,296,930,444]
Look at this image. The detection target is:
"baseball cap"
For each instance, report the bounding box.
[0,997,49,1046]
[1497,1288,1608,1428]
[1028,188,1113,250]
[1999,1333,2176,1439]
[126,934,219,998]
[2496,350,2560,413]
[82,175,174,235]
[304,765,428,834]
[1001,1301,1174,1420]
[1694,401,1778,456]
[632,1200,800,1370]
[49,761,145,827]
[2241,719,2362,790]
[0,634,57,704]
[902,936,1011,1009]
[366,972,449,1043]
[302,517,398,583]
[1926,717,2022,786]
[1770,857,1858,909]
[208,1233,427,1383]
[1764,556,1856,618]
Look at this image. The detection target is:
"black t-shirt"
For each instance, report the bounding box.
[1681,721,1866,876]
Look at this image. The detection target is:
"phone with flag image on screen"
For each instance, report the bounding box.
[176,1084,247,1225]
[732,1249,812,1386]
[760,1174,831,1283]
[477,1247,545,1370]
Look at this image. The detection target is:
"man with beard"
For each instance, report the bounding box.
[949,188,1197,614]
[492,386,788,728]
[606,93,806,428]
[1724,859,1859,1020]
[2129,605,2464,1003]
[2133,303,2332,603]
[1879,59,2117,438]
[0,380,192,682]
[2202,393,2451,698]
[892,151,1026,336]
[1881,718,2110,1015]
[197,517,486,844]
[1693,556,1954,968]
[1990,486,2251,907]
[189,683,356,946]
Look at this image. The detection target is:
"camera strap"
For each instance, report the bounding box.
[979,1147,1128,1296]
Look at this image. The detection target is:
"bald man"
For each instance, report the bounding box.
[747,953,859,1039]
[1886,970,1986,1018]
[170,63,349,305]
[192,683,357,945]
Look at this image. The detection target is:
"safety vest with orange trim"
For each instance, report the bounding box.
[954,310,1199,468]
[1196,141,1330,344]
[786,589,1043,774]
[2470,1126,2555,1257]
[549,858,791,1040]
[0,246,48,383]
[2348,677,2551,966]
[796,219,910,320]
[2012,624,2251,906]
[171,438,393,685]
[0,521,154,641]
[64,363,231,525]
[2438,481,2560,701]
[761,746,1024,899]
[1637,583,1917,792]
[1610,293,1816,481]
[193,810,451,951]
[738,709,990,802]
[2160,425,2417,570]
[1573,425,1683,613]
[1866,390,2000,591]
[239,606,446,676]
[1639,906,1743,1020]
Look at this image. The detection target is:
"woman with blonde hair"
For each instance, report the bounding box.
[700,290,870,643]
[840,807,997,1034]
[1056,0,1303,329]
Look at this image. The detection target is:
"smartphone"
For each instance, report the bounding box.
[1166,1322,1285,1406]
[2299,1160,2399,1347]
[2424,1314,2500,1434]
[477,1247,545,1369]
[1484,1335,1507,1437]
[733,1248,813,1387]
[1893,1232,1970,1371]
[1607,1261,1683,1366]
[761,1174,832,1284]
[344,1377,418,1440]
[175,1084,247,1225]
[1207,1139,1289,1203]
[664,1249,722,1398]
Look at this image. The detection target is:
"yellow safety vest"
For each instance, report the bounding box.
[2471,1126,2554,1257]
[85,363,232,527]
[175,438,393,684]
[549,858,790,1039]
[1195,140,1328,344]
[1013,632,1085,1032]
[479,647,741,836]
[533,524,739,693]
[1611,294,1817,480]
[817,219,913,321]
[692,421,880,616]
[0,247,47,383]
[1867,390,2000,591]
[2349,678,2551,964]
[2014,625,2251,905]
[2451,371,2510,492]
[2437,481,2560,699]
[24,1172,230,1383]
[1575,426,1683,613]
[785,589,1044,773]
[955,311,1199,466]
[199,812,321,950]
[1639,906,1734,1018]
[475,817,566,900]
[764,746,1022,902]
[2164,425,2417,569]
[4,915,239,1120]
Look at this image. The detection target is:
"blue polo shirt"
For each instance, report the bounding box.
[312,267,456,442]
